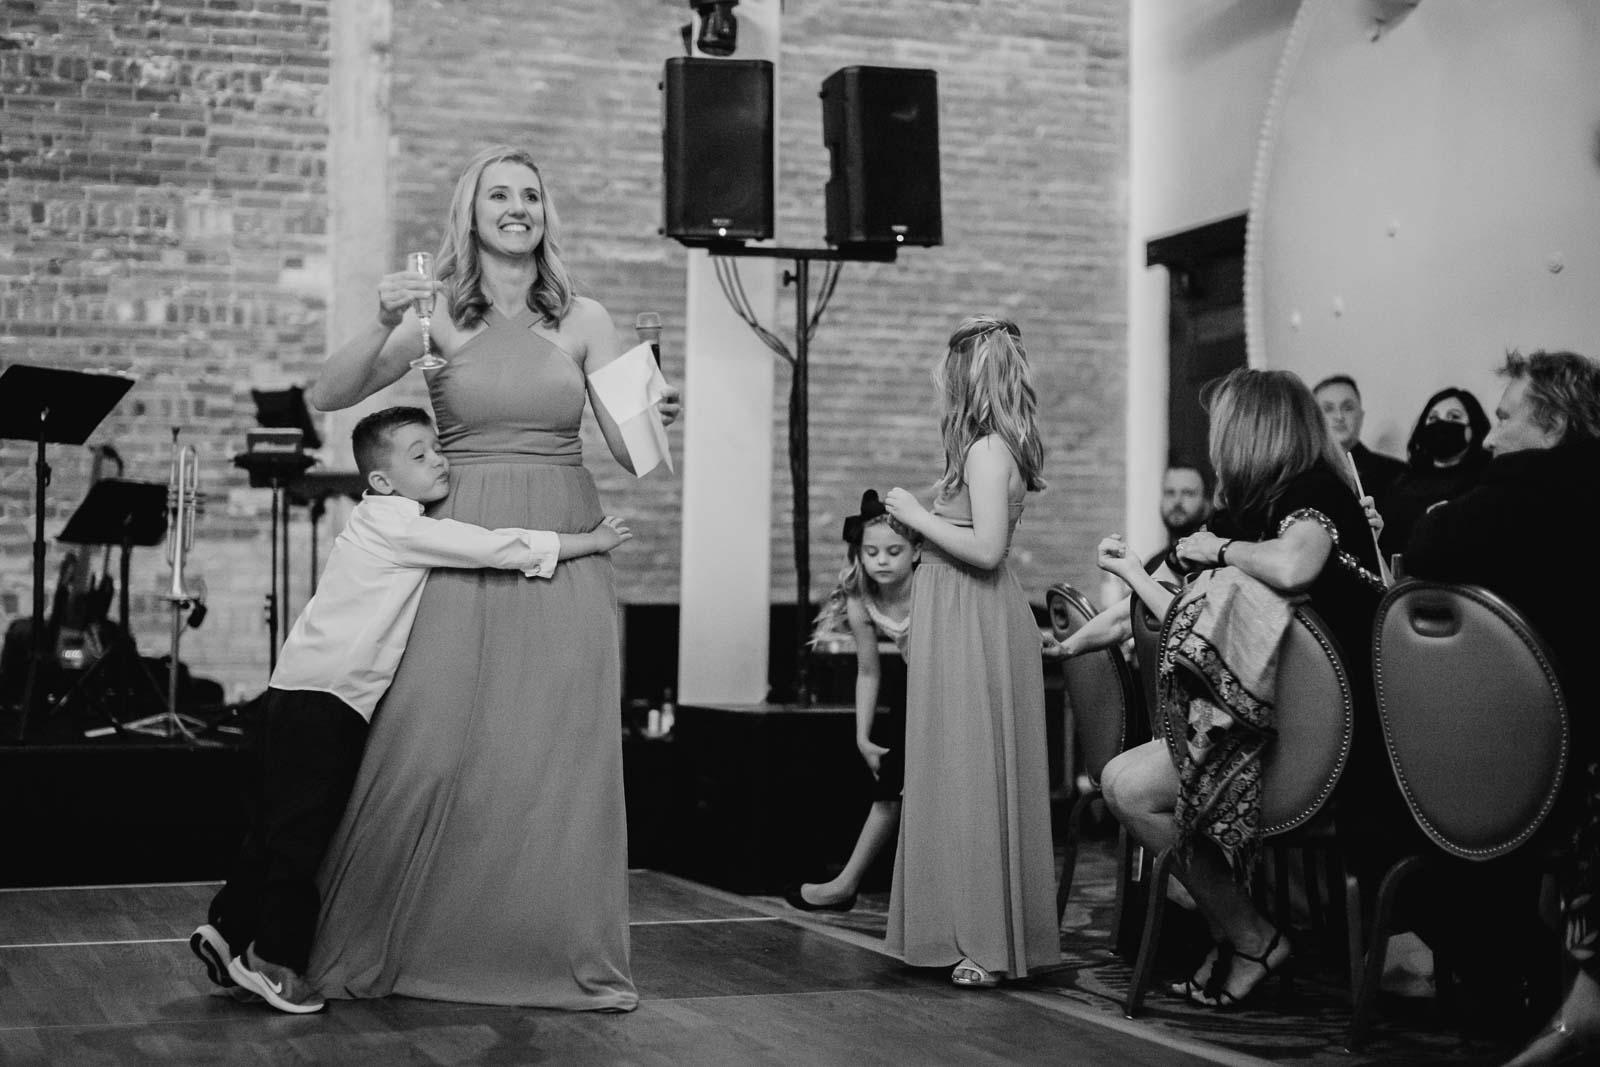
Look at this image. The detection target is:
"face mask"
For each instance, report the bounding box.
[1419,419,1470,461]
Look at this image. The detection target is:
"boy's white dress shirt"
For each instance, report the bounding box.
[269,493,559,720]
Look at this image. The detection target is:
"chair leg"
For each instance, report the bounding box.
[1342,859,1365,1008]
[1110,828,1139,958]
[1272,846,1296,997]
[1433,940,1456,1019]
[1273,845,1293,933]
[1302,847,1325,941]
[1124,846,1176,1019]
[1057,791,1091,923]
[1345,854,1425,1052]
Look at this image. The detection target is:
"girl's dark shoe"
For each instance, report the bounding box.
[783,884,857,912]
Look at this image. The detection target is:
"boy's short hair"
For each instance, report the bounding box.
[352,406,434,479]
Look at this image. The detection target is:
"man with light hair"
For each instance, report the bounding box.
[1404,349,1600,1060]
[1406,349,1600,646]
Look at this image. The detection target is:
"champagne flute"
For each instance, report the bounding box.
[407,251,445,371]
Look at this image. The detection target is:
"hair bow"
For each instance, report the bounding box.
[841,489,887,545]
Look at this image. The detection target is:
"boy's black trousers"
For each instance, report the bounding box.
[207,687,368,973]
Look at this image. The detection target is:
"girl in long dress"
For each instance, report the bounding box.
[882,315,1058,988]
[302,145,678,1010]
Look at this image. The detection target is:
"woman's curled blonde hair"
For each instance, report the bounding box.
[434,144,576,329]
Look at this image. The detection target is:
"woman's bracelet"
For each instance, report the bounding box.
[1218,539,1236,566]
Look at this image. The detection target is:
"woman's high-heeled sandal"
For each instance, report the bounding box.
[1169,940,1232,1004]
[951,958,1001,988]
[1199,928,1290,1011]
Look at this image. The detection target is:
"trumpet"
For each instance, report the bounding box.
[124,429,209,740]
[164,434,202,605]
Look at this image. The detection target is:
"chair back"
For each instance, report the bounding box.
[1375,581,1568,860]
[1153,594,1353,836]
[1046,582,1136,785]
[1130,591,1166,736]
[1260,604,1354,835]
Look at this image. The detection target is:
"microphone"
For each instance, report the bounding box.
[635,312,662,365]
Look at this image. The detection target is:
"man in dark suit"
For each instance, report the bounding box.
[1314,374,1406,498]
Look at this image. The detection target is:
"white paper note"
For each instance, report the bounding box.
[588,342,673,477]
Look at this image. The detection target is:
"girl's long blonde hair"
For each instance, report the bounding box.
[435,145,576,329]
[1206,367,1352,526]
[934,316,1046,497]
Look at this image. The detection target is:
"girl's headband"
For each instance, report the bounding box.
[841,489,888,545]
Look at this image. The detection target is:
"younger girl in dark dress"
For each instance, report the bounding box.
[789,490,918,912]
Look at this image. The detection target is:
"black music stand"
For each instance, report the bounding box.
[48,479,170,735]
[0,364,135,741]
[234,450,315,674]
[288,470,366,593]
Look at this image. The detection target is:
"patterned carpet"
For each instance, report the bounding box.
[763,830,1524,1066]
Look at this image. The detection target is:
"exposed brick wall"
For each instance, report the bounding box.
[0,0,1126,699]
[0,0,331,698]
[770,2,1128,612]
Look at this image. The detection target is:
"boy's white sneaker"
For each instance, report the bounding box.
[226,943,326,1014]
[189,924,239,990]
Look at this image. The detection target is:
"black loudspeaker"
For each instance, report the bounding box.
[662,57,774,244]
[821,66,942,248]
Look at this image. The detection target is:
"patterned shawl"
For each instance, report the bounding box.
[1159,567,1298,878]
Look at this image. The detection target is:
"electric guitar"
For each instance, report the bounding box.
[49,445,122,670]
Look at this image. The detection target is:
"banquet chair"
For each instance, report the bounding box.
[1123,598,1361,1018]
[1345,581,1568,1051]
[1128,589,1167,738]
[1046,583,1147,926]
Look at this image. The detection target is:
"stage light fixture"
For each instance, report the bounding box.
[689,0,738,57]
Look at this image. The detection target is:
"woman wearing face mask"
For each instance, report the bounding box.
[1376,387,1491,556]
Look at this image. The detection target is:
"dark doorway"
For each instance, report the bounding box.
[1147,214,1247,475]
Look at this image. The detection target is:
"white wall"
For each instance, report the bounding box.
[1126,0,1295,561]
[1249,0,1600,455]
[1134,0,1600,490]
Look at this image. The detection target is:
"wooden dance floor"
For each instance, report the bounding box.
[0,871,1264,1066]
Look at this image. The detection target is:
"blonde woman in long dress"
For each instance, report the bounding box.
[303,145,678,1011]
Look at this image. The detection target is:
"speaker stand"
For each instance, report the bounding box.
[700,242,899,707]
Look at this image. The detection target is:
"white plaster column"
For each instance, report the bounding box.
[323,0,393,470]
[1120,0,1168,606]
[676,0,781,705]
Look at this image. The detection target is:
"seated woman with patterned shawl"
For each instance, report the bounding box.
[1096,367,1383,1010]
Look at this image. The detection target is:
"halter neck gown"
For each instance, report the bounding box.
[887,482,1058,977]
[307,305,636,1010]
